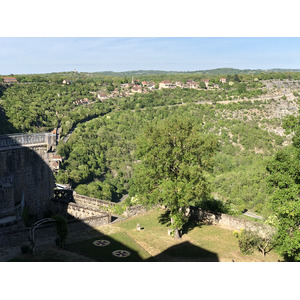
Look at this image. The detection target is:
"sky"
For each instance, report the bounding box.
[1,37,300,75]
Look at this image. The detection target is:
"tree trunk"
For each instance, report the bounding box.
[171,217,181,239]
[174,228,181,239]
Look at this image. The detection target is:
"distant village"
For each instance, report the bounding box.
[85,77,228,105]
[2,75,228,106]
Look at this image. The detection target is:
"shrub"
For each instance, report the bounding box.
[233,229,259,254]
[234,229,275,256]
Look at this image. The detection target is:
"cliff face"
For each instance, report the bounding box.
[0,144,54,218]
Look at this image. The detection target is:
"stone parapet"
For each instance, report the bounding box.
[73,193,116,210]
[0,133,56,151]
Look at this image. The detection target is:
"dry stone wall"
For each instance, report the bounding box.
[189,207,275,237]
[124,205,148,218]
[73,193,116,209]
[50,198,111,220]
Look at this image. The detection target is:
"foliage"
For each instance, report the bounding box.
[130,116,219,237]
[256,235,275,257]
[233,229,275,256]
[111,203,127,215]
[267,115,300,261]
[198,198,231,214]
[233,229,259,254]
[1,73,295,221]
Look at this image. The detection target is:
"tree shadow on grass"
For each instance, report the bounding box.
[158,209,204,236]
[158,210,171,227]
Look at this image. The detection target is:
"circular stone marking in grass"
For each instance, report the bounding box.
[112,250,131,257]
[93,240,111,247]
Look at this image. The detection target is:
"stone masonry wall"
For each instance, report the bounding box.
[50,198,111,220]
[73,193,117,209]
[0,145,54,217]
[190,207,275,238]
[124,205,148,218]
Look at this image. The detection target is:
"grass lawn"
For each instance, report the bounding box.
[10,209,281,262]
[67,209,281,262]
[68,231,151,262]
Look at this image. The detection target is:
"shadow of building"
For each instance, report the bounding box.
[146,241,219,262]
[0,113,143,261]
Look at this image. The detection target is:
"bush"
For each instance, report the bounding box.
[233,229,259,254]
[233,229,275,256]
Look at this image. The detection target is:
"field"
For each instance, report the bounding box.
[11,209,281,262]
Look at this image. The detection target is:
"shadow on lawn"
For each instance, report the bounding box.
[147,241,219,262]
[158,209,205,236]
[64,230,220,262]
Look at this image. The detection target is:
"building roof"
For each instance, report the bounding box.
[53,155,63,160]
[132,85,142,90]
[3,76,17,81]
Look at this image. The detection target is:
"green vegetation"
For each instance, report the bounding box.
[67,209,280,262]
[1,71,299,261]
[130,117,219,238]
[267,147,300,261]
[233,229,275,256]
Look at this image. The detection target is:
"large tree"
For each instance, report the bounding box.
[130,117,219,238]
[266,108,300,261]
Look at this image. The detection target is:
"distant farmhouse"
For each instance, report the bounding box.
[62,79,71,85]
[159,80,176,89]
[131,85,143,93]
[201,79,210,88]
[97,92,109,101]
[185,80,199,89]
[2,76,18,84]
[142,81,156,90]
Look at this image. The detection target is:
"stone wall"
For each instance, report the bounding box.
[50,198,111,220]
[189,207,275,238]
[0,133,56,151]
[0,145,55,218]
[123,205,148,218]
[73,193,117,209]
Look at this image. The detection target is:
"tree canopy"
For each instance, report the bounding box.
[130,116,219,238]
[267,106,300,261]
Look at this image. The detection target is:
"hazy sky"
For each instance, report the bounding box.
[1,37,300,74]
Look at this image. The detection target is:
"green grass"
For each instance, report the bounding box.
[10,209,281,262]
[96,209,280,262]
[68,232,151,262]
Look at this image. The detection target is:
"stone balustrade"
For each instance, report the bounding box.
[0,132,56,151]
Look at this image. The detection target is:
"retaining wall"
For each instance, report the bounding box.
[124,205,148,218]
[50,198,110,220]
[189,206,275,238]
[73,193,116,209]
